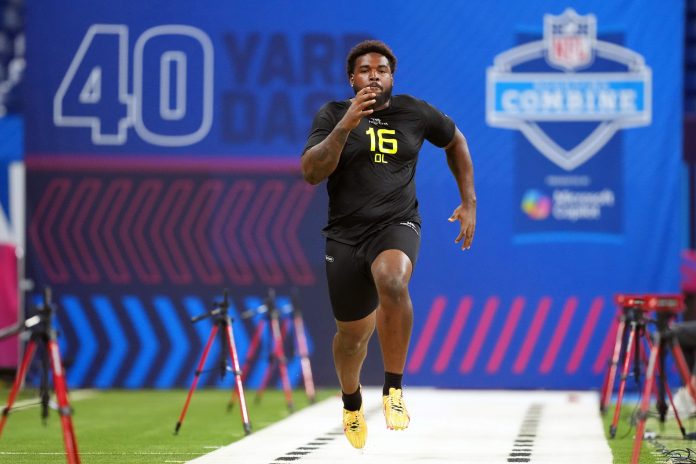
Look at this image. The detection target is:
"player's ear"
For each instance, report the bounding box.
[349,74,354,86]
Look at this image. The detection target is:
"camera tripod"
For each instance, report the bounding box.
[0,287,80,464]
[602,295,692,440]
[237,288,294,412]
[228,288,316,412]
[603,298,653,438]
[174,289,251,436]
[289,288,316,404]
[631,296,696,464]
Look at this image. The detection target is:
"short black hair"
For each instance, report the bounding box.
[346,40,397,78]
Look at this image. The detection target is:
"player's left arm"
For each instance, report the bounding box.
[444,127,476,250]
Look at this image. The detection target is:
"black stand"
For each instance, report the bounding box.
[0,287,80,464]
[607,305,650,437]
[174,289,251,436]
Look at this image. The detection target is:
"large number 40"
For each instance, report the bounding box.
[53,24,213,147]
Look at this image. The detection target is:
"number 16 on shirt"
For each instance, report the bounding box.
[366,127,398,164]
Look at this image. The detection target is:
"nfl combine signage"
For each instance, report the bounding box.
[487,9,652,241]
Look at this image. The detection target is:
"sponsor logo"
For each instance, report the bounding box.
[486,8,651,171]
[521,188,616,222]
[325,255,334,263]
[552,188,615,221]
[368,117,389,126]
[521,190,551,220]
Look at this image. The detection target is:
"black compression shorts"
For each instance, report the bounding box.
[324,221,421,322]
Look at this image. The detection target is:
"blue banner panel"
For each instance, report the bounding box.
[24,1,683,389]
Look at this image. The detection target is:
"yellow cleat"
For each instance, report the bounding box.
[383,387,410,430]
[343,406,367,448]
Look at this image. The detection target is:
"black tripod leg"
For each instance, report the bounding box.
[219,327,228,381]
[661,360,687,438]
[657,338,668,422]
[633,324,643,385]
[671,339,696,402]
[669,338,695,438]
[40,337,50,424]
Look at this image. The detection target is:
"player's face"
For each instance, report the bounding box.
[350,53,393,110]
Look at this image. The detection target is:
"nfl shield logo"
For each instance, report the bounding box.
[544,9,596,71]
[486,7,651,171]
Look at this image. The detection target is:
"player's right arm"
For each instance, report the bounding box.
[301,88,376,185]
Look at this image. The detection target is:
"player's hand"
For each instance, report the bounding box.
[339,87,377,130]
[448,201,476,250]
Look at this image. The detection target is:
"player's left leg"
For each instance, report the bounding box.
[371,249,413,378]
[371,248,413,430]
[367,221,420,430]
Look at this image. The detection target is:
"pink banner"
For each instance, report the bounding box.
[0,244,17,369]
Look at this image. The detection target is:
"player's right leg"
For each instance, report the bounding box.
[325,238,379,448]
[334,316,374,448]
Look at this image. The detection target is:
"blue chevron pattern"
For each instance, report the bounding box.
[29,292,315,389]
[60,295,98,387]
[122,296,158,387]
[92,295,128,387]
[154,296,190,388]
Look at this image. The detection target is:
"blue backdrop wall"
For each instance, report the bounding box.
[22,0,683,389]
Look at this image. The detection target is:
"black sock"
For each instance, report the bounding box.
[342,386,362,411]
[383,371,403,395]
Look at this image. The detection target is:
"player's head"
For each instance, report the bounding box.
[346,40,396,109]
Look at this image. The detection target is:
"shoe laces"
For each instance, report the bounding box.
[387,389,405,414]
[345,410,362,432]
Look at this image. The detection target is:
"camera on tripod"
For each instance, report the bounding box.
[601,292,694,464]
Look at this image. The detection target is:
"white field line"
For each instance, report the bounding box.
[5,388,98,410]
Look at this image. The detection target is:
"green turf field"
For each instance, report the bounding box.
[5,387,689,464]
[600,400,696,464]
[602,402,657,464]
[0,388,335,463]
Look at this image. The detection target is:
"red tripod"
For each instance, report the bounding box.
[630,294,696,464]
[602,294,693,442]
[602,297,653,438]
[253,289,294,412]
[175,290,252,436]
[290,288,316,404]
[231,288,315,411]
[0,287,80,464]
